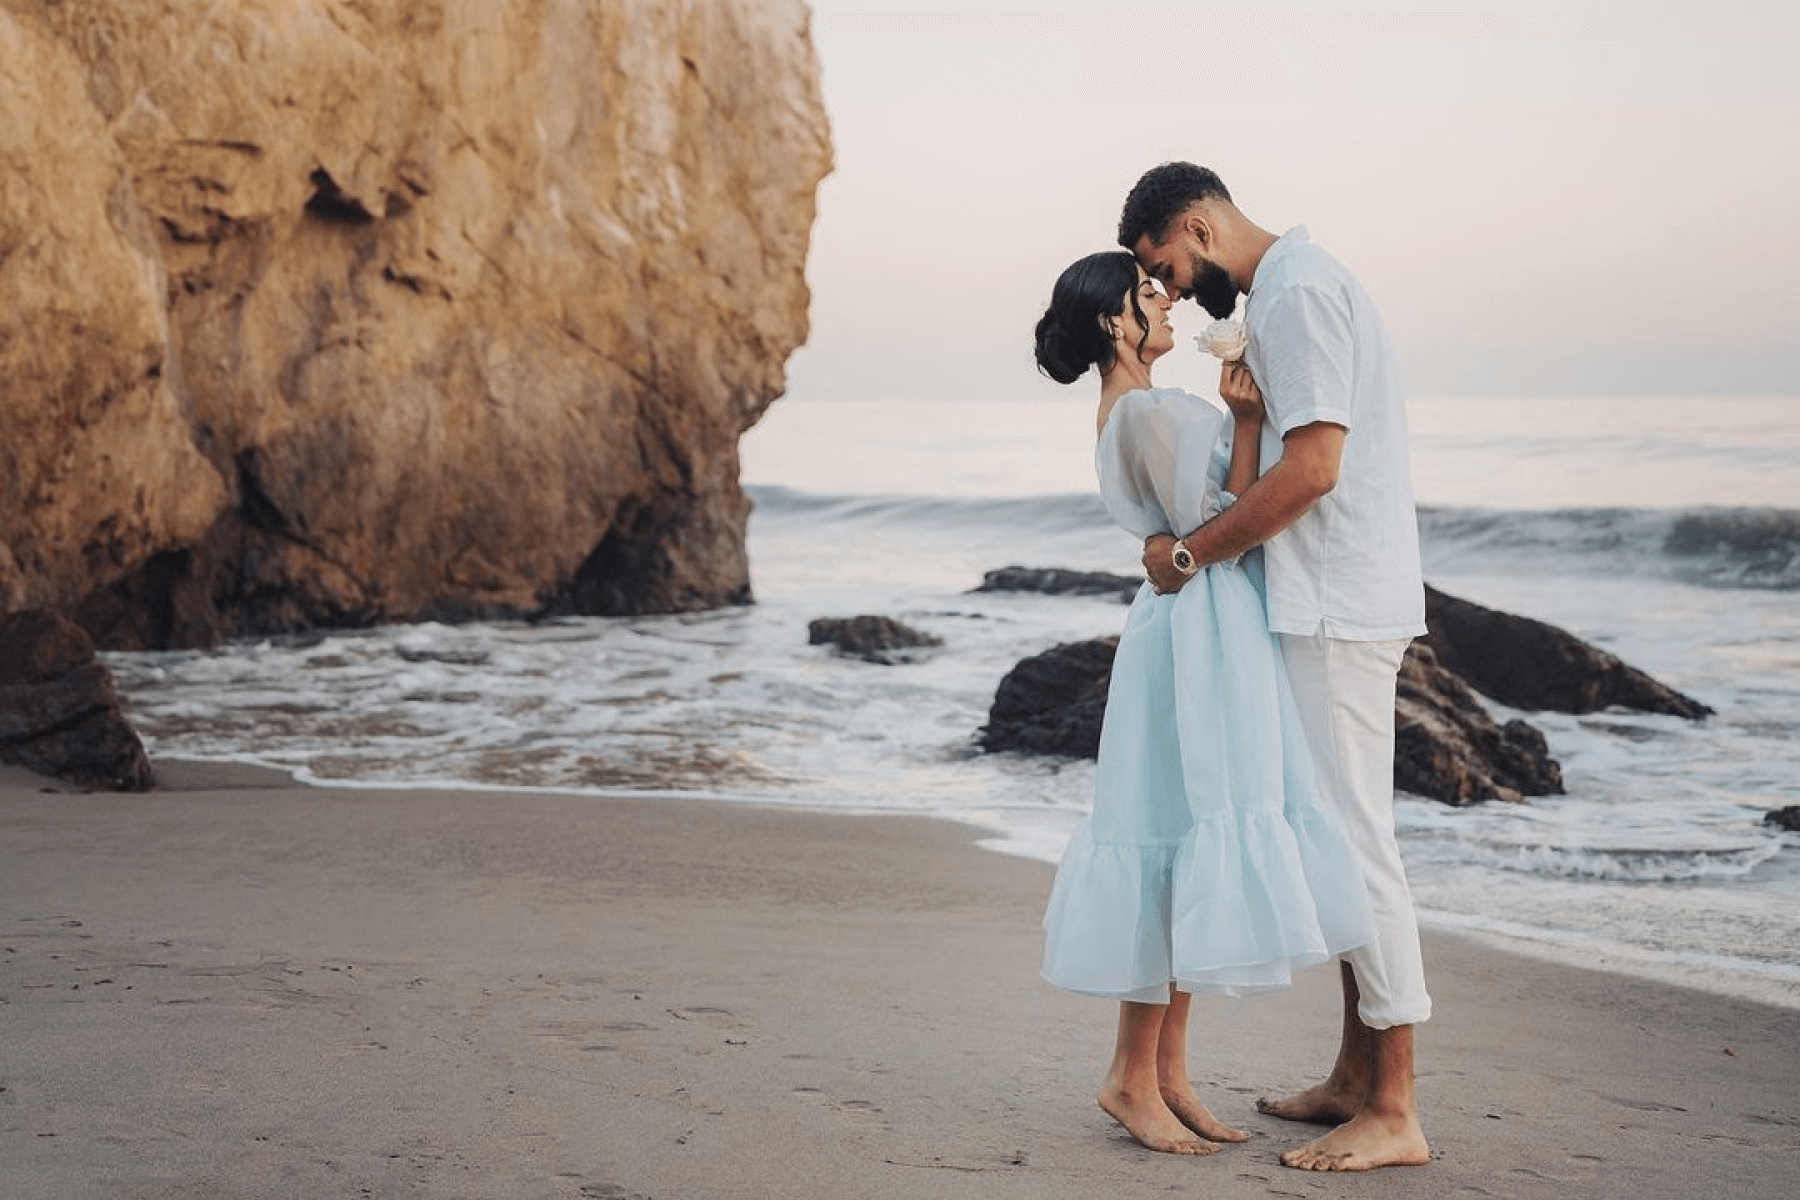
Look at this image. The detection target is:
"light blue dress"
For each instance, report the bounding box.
[1040,387,1377,1002]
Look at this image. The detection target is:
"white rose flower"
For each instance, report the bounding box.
[1198,318,1247,362]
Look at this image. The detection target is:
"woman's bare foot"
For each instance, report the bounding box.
[1255,1079,1363,1126]
[1098,1082,1220,1155]
[1279,1110,1431,1172]
[1161,1084,1250,1143]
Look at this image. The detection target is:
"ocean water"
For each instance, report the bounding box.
[105,392,1800,1009]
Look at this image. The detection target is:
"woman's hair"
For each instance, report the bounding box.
[1033,250,1145,385]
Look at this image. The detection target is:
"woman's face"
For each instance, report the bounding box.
[1119,268,1175,361]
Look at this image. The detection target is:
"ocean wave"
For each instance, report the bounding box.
[1418,505,1800,589]
[1414,906,1800,1011]
[751,487,1800,592]
[1406,828,1787,883]
[748,484,1113,533]
[1410,505,1800,591]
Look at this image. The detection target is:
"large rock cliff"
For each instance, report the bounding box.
[0,0,831,648]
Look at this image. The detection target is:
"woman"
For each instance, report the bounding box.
[1032,252,1376,1155]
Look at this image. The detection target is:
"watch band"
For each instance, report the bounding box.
[1170,540,1198,576]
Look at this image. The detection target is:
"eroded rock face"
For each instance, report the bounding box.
[1395,642,1563,805]
[1,0,832,648]
[1422,585,1712,718]
[0,12,228,624]
[0,609,154,790]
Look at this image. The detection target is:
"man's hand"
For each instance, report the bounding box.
[1142,533,1192,594]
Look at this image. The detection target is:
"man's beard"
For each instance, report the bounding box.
[1187,254,1239,319]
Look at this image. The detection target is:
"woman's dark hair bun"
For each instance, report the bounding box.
[1032,250,1139,386]
[1033,313,1087,385]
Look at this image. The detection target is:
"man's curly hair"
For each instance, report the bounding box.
[1117,162,1233,250]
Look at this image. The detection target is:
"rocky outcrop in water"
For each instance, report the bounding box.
[983,570,1712,718]
[978,637,1118,758]
[1421,585,1712,718]
[1764,806,1800,833]
[971,566,1140,603]
[1395,642,1562,804]
[975,575,1725,804]
[977,635,1563,803]
[1,0,831,650]
[0,609,154,790]
[807,615,943,665]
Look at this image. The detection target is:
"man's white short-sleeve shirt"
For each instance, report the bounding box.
[1242,227,1426,641]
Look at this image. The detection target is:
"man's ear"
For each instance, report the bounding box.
[1180,207,1213,250]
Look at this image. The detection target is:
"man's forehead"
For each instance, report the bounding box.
[1133,240,1175,276]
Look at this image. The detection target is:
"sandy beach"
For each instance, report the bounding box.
[3,760,1796,1200]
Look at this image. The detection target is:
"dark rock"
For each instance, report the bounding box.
[0,609,154,790]
[1764,806,1800,833]
[1423,584,1712,718]
[395,647,492,667]
[976,633,1564,806]
[972,570,1714,806]
[970,566,1140,603]
[808,615,944,665]
[978,636,1118,758]
[1395,642,1562,805]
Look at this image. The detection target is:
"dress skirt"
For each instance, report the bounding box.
[1040,555,1378,1002]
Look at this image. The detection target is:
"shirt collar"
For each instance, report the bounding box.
[1249,225,1310,297]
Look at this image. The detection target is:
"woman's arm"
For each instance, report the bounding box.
[1219,361,1264,497]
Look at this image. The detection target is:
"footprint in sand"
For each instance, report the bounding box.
[576,1184,647,1200]
[792,1086,886,1124]
[1601,1095,1688,1113]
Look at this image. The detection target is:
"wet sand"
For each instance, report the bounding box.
[3,759,1797,1199]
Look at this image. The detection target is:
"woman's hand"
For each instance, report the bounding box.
[1218,361,1263,422]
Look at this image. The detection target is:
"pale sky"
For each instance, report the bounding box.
[782,0,1800,402]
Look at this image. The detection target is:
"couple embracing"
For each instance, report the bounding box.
[1033,163,1432,1173]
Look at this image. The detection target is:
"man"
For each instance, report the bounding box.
[1119,161,1432,1173]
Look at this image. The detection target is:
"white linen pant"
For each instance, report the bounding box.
[1278,633,1432,1029]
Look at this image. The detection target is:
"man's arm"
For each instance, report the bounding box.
[1144,421,1344,592]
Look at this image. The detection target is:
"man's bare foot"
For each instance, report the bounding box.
[1255,1079,1363,1126]
[1162,1084,1250,1143]
[1279,1110,1430,1172]
[1098,1083,1221,1155]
